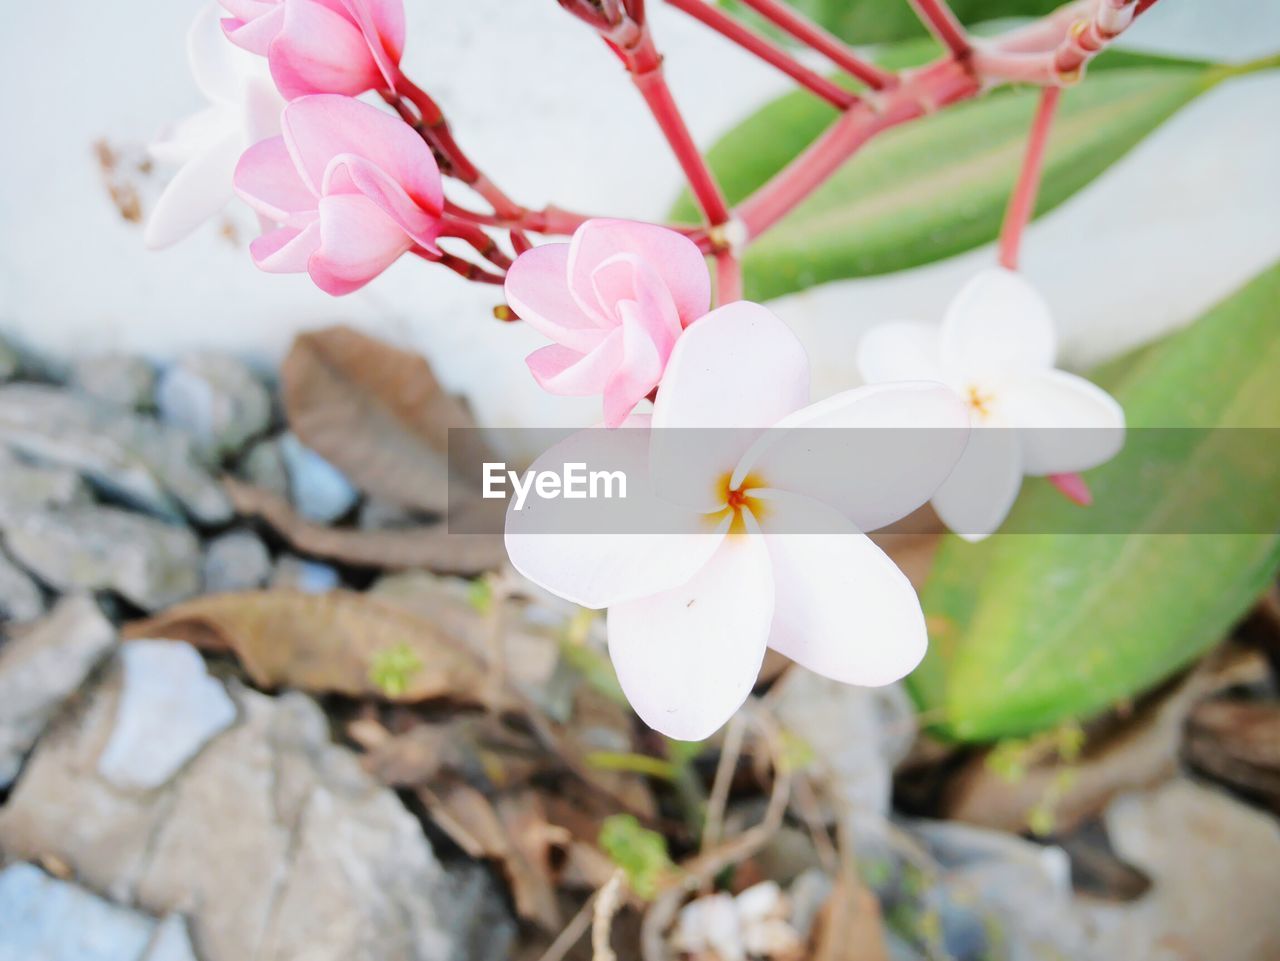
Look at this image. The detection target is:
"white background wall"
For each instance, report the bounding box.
[1,0,1277,432]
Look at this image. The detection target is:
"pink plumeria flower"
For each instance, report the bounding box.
[219,0,404,100]
[145,4,285,248]
[233,94,444,295]
[507,303,969,740]
[504,220,712,428]
[858,267,1125,541]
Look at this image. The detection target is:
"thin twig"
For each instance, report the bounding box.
[640,704,793,961]
[701,712,747,853]
[592,870,627,961]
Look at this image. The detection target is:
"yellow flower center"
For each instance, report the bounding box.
[714,471,768,535]
[966,384,996,419]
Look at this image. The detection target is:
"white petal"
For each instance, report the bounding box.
[143,134,242,249]
[941,268,1056,377]
[504,416,727,608]
[651,301,809,512]
[755,491,926,686]
[856,321,945,385]
[187,2,251,105]
[608,532,773,741]
[1004,369,1126,475]
[735,382,970,532]
[931,421,1024,542]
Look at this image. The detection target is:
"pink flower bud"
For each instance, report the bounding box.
[219,0,405,99]
[233,94,443,295]
[504,220,712,427]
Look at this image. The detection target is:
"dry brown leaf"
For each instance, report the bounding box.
[357,715,543,790]
[942,645,1270,834]
[811,876,889,961]
[421,784,565,931]
[224,476,505,574]
[124,589,499,705]
[281,325,493,512]
[1185,698,1280,811]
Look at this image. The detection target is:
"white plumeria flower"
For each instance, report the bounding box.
[144,3,284,248]
[507,302,969,740]
[858,267,1125,542]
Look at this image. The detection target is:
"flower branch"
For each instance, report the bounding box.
[733,0,897,90]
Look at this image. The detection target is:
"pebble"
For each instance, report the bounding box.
[97,640,238,791]
[202,530,272,593]
[0,547,44,622]
[279,433,358,522]
[237,436,290,499]
[0,594,115,788]
[271,555,341,594]
[0,384,231,524]
[70,353,157,411]
[155,352,272,462]
[4,505,200,612]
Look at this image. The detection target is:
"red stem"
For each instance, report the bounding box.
[998,85,1060,271]
[625,37,732,226]
[734,0,896,90]
[736,59,978,239]
[715,251,743,303]
[907,0,971,58]
[664,0,858,109]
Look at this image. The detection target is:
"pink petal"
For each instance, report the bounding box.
[505,417,729,609]
[941,268,1056,377]
[220,6,284,56]
[526,336,622,396]
[220,0,278,21]
[650,301,810,513]
[145,134,242,249]
[1049,472,1092,506]
[857,322,945,385]
[321,153,441,250]
[308,193,411,295]
[734,382,970,533]
[250,220,321,272]
[338,0,405,91]
[608,532,773,741]
[269,0,381,98]
[1004,369,1125,475]
[280,95,442,215]
[601,299,668,427]
[504,243,613,353]
[568,220,711,327]
[234,135,317,223]
[931,420,1024,542]
[755,491,926,686]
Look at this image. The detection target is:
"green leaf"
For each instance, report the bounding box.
[598,814,675,899]
[910,263,1280,742]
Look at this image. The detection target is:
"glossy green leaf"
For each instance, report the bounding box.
[910,264,1280,742]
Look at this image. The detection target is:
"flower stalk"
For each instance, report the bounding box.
[998,86,1061,271]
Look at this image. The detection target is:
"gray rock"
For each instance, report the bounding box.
[0,678,509,961]
[0,594,115,787]
[0,862,156,961]
[271,555,341,593]
[0,384,231,523]
[97,640,238,791]
[202,530,272,593]
[0,446,92,529]
[140,915,200,961]
[773,667,916,855]
[238,436,290,498]
[1079,779,1280,961]
[0,546,44,622]
[71,353,157,411]
[4,505,200,611]
[156,352,272,462]
[280,433,358,522]
[0,335,18,382]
